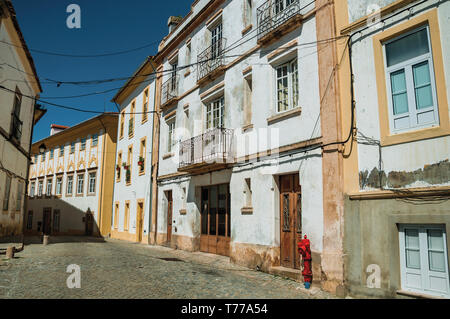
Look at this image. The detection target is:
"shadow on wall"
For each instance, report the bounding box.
[24,196,106,244]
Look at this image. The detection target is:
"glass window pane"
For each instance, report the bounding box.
[386,28,429,67]
[405,229,420,249]
[428,229,444,251]
[390,70,409,115]
[413,62,433,110]
[429,251,446,272]
[406,249,421,269]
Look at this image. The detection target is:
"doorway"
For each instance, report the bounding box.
[42,208,52,235]
[166,191,173,245]
[200,184,230,256]
[85,210,94,236]
[136,201,144,243]
[279,174,302,269]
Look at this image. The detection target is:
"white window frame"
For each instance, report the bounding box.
[88,172,96,194]
[383,25,439,134]
[399,224,450,298]
[56,177,63,195]
[38,180,43,197]
[167,118,176,153]
[67,175,73,195]
[274,58,298,113]
[77,173,84,195]
[30,181,35,197]
[80,138,86,151]
[205,96,225,130]
[46,178,53,196]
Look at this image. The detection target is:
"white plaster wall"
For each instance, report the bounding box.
[351,2,450,189]
[112,76,155,236]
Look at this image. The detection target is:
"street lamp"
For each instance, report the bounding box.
[38,143,46,154]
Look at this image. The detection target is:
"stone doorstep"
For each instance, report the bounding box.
[269,266,322,295]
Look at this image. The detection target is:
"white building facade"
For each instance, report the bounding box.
[152,0,342,291]
[110,58,157,243]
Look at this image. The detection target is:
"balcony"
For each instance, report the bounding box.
[197,38,226,86]
[179,127,235,174]
[257,0,303,45]
[160,75,179,109]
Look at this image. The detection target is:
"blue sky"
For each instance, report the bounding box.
[12,0,192,143]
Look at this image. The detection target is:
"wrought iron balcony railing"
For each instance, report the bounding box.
[257,0,302,41]
[197,38,226,82]
[161,74,179,107]
[179,127,234,170]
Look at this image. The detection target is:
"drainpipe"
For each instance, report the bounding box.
[97,116,108,237]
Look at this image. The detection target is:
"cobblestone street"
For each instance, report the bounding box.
[0,237,339,299]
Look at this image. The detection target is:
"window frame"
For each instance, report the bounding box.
[15,181,23,211]
[76,173,85,196]
[274,58,298,113]
[399,224,450,298]
[142,88,149,124]
[55,176,63,196]
[46,177,53,197]
[88,171,97,195]
[372,9,450,146]
[66,174,74,196]
[383,25,439,134]
[205,96,225,130]
[92,134,98,147]
[167,118,176,153]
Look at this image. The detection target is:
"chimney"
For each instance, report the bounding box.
[50,124,68,136]
[167,16,182,33]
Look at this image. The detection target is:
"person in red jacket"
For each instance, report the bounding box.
[298,235,313,289]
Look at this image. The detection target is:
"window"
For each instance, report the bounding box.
[124,202,130,231]
[114,203,119,229]
[206,97,225,130]
[34,155,38,164]
[117,152,122,182]
[27,211,33,230]
[126,146,133,184]
[46,178,53,196]
[38,180,43,197]
[77,173,84,195]
[211,22,223,59]
[59,145,64,157]
[399,224,450,298]
[244,0,252,27]
[15,181,23,211]
[50,149,54,159]
[276,58,298,112]
[244,76,253,126]
[88,172,96,194]
[66,175,73,195]
[56,177,62,195]
[11,88,22,141]
[185,42,192,66]
[92,134,98,147]
[129,102,135,137]
[30,181,36,197]
[384,26,439,133]
[80,138,86,151]
[139,138,146,174]
[120,110,125,139]
[244,178,252,208]
[167,119,176,153]
[53,210,60,233]
[170,59,178,91]
[70,142,75,154]
[142,89,149,123]
[3,174,11,210]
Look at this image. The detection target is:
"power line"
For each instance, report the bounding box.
[0,38,161,58]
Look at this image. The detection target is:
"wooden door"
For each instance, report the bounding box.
[200,184,230,256]
[280,174,302,269]
[136,202,144,243]
[166,191,173,244]
[42,208,52,235]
